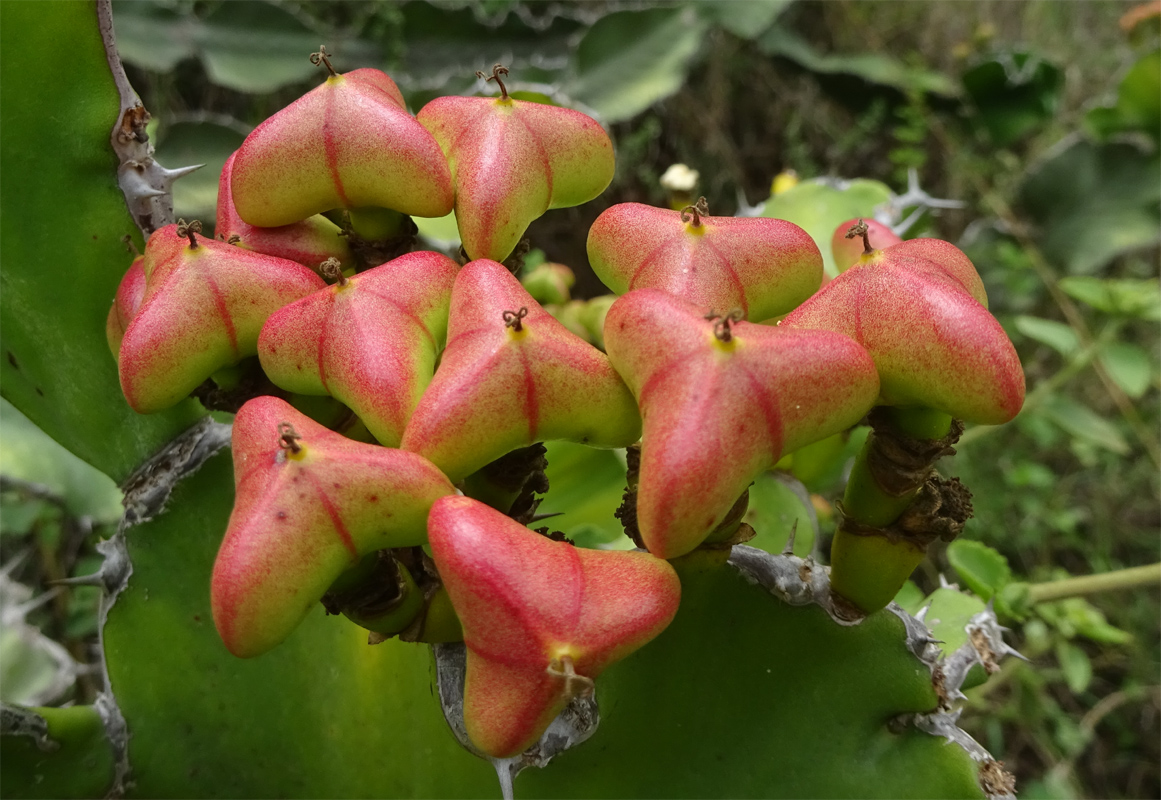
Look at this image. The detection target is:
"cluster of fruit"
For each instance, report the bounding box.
[104,54,1024,759]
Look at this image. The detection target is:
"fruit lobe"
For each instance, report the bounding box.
[231,69,453,227]
[587,203,822,321]
[211,396,455,658]
[417,96,614,261]
[605,289,880,559]
[400,259,640,482]
[258,251,460,447]
[830,218,902,273]
[106,254,145,360]
[119,225,325,413]
[216,151,353,271]
[427,495,680,757]
[781,248,1022,424]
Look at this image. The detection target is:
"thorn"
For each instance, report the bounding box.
[156,163,204,185]
[528,511,564,523]
[914,603,931,623]
[781,521,798,555]
[49,572,106,588]
[1003,645,1030,663]
[938,573,953,589]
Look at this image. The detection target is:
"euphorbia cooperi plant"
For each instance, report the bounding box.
[104,50,1025,766]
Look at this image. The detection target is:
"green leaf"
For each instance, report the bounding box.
[919,586,988,659]
[0,0,205,482]
[113,1,381,95]
[1054,640,1092,694]
[567,7,708,123]
[744,471,815,556]
[1057,276,1161,319]
[1056,597,1133,646]
[1018,139,1161,275]
[199,2,332,94]
[0,399,122,523]
[109,1,195,71]
[152,120,248,224]
[758,27,958,96]
[1085,49,1161,142]
[538,441,628,548]
[947,540,1012,602]
[1098,341,1154,399]
[697,0,792,40]
[397,2,580,101]
[892,580,926,615]
[760,179,893,276]
[1040,395,1130,455]
[1014,315,1079,357]
[962,51,1063,147]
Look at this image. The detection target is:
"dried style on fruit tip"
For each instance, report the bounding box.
[401,259,641,483]
[604,289,880,560]
[428,495,680,758]
[230,53,453,228]
[417,65,615,262]
[258,251,460,448]
[587,199,822,322]
[782,236,1023,425]
[216,151,353,271]
[106,254,145,360]
[211,396,454,658]
[118,222,325,414]
[830,217,902,273]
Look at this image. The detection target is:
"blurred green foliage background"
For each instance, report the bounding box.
[2,1,1157,798]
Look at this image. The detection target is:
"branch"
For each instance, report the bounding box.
[1028,562,1161,604]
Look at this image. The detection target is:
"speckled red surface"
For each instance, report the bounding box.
[118,226,324,413]
[588,202,822,322]
[231,69,453,227]
[605,289,880,559]
[258,251,460,447]
[418,96,614,261]
[428,495,679,757]
[211,396,454,658]
[401,259,640,482]
[782,242,1023,424]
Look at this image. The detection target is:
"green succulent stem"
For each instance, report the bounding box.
[347,206,406,241]
[841,407,954,525]
[886,407,953,441]
[830,532,926,614]
[1028,562,1161,603]
[830,406,961,614]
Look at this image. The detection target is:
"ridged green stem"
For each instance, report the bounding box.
[831,407,954,614]
[842,408,953,526]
